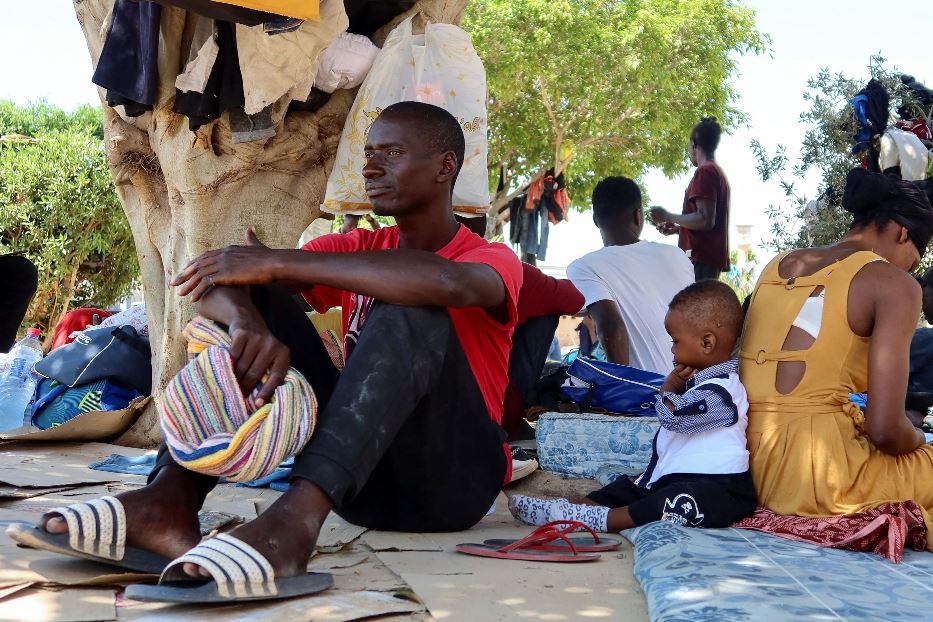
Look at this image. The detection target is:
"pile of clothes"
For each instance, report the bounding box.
[508,170,570,263]
[92,0,404,141]
[849,75,933,181]
[28,306,152,429]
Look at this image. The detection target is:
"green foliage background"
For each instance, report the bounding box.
[0,100,138,338]
[463,0,769,209]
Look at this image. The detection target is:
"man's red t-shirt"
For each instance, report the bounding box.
[678,161,730,271]
[300,224,523,426]
[517,263,584,324]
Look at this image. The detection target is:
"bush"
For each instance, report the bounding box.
[0,100,139,337]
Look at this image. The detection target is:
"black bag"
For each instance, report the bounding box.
[35,326,152,394]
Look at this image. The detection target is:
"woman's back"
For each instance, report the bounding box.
[740,248,933,538]
[740,249,878,411]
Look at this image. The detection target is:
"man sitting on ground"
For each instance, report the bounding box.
[456,216,584,443]
[567,176,694,375]
[21,102,522,600]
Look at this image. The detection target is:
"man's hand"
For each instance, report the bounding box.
[649,206,671,224]
[171,229,279,302]
[227,309,290,408]
[648,207,678,236]
[660,364,694,395]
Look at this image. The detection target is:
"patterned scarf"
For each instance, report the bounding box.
[160,317,317,482]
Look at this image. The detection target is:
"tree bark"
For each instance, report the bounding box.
[73,0,469,447]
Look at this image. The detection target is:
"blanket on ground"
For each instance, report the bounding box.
[732,503,927,564]
[624,521,933,622]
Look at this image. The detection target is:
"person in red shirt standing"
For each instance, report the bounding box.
[31,102,523,595]
[650,117,731,281]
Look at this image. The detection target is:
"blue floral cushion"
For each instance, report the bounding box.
[536,412,659,478]
[623,521,933,621]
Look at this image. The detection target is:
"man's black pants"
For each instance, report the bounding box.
[0,254,39,353]
[152,286,507,532]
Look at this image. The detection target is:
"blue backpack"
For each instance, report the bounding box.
[561,357,665,415]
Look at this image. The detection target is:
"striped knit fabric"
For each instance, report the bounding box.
[160,317,317,482]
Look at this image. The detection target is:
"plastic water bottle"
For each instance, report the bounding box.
[0,328,43,430]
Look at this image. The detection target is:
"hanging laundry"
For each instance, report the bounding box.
[289,87,331,112]
[879,128,930,181]
[235,0,348,114]
[263,17,304,34]
[895,119,933,142]
[173,21,245,131]
[313,32,379,94]
[898,75,933,120]
[520,200,550,263]
[92,0,163,117]
[228,105,277,143]
[508,194,527,245]
[175,16,219,95]
[849,79,890,155]
[344,0,416,37]
[540,171,569,224]
[152,0,318,24]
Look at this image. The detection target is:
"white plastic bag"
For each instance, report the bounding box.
[322,15,489,217]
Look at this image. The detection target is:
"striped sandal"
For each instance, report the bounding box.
[124,533,333,603]
[6,496,171,573]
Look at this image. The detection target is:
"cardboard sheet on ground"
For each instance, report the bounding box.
[371,493,649,621]
[0,397,149,445]
[0,587,116,622]
[309,543,408,594]
[118,589,421,621]
[27,557,155,587]
[317,512,368,551]
[0,443,148,488]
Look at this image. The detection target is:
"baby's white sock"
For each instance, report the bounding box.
[508,495,610,532]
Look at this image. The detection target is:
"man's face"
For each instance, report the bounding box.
[688,138,699,166]
[362,117,442,217]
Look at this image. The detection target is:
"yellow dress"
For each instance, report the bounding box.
[740,250,933,548]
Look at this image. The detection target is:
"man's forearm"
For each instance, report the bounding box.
[197,285,260,326]
[272,248,501,308]
[667,211,713,231]
[599,325,630,365]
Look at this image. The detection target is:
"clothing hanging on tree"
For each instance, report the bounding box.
[92,0,163,117]
[898,74,933,121]
[173,21,245,131]
[516,169,570,263]
[895,119,933,142]
[540,171,569,224]
[849,79,890,169]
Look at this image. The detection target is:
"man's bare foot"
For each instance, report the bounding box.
[182,478,333,579]
[38,464,203,561]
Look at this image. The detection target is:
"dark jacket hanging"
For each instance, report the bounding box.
[92,0,163,116]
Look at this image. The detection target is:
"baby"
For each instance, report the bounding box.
[510,279,757,531]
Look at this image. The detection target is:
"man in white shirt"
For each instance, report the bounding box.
[567,176,694,375]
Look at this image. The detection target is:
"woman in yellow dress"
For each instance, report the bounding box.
[740,168,933,545]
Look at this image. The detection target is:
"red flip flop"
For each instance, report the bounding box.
[482,520,623,553]
[455,521,602,562]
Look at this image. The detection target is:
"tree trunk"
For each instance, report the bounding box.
[73,0,469,447]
